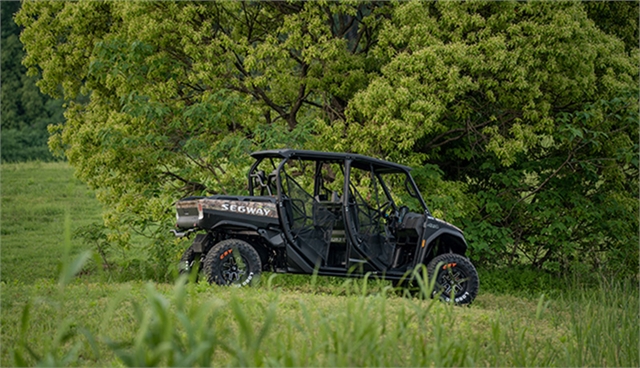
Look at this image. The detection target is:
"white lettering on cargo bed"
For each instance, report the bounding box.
[202,199,277,218]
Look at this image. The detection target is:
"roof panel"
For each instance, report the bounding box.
[251,149,412,172]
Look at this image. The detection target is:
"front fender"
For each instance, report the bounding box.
[418,228,468,264]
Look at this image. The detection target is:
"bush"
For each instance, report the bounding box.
[479,266,560,297]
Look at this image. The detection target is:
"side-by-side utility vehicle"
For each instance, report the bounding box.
[172,150,479,304]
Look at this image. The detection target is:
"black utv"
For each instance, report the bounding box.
[172,149,479,304]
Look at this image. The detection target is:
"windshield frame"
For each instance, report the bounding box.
[374,168,429,215]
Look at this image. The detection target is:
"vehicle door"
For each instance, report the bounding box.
[276,158,343,270]
[343,161,395,272]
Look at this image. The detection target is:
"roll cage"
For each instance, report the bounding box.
[247,149,431,274]
[248,149,428,210]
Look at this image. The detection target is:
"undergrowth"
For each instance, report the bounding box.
[5,249,638,367]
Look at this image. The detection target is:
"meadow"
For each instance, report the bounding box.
[1,162,638,366]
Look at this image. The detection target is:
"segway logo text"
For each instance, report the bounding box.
[221,203,272,217]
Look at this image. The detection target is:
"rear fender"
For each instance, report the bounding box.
[211,220,284,249]
[212,220,259,232]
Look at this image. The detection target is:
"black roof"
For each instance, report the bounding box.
[251,149,412,172]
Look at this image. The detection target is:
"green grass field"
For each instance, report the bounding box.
[1,162,101,283]
[1,162,638,366]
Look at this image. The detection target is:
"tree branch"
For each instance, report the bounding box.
[229,50,290,123]
[162,170,207,193]
[503,152,573,222]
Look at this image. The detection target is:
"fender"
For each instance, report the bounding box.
[417,228,468,264]
[211,221,286,249]
[211,220,259,231]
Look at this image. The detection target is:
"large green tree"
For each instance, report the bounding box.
[343,1,638,274]
[16,1,388,260]
[16,0,638,277]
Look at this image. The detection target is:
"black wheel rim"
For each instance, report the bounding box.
[436,266,468,298]
[220,254,250,284]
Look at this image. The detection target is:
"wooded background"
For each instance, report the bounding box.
[4,1,638,278]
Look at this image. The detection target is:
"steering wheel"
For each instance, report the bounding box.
[372,201,393,222]
[379,201,393,213]
[397,205,409,224]
[383,205,409,233]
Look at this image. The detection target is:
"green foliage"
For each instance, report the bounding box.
[584,0,639,52]
[16,1,389,254]
[74,222,114,275]
[479,267,559,297]
[1,1,64,162]
[15,1,639,278]
[1,127,56,162]
[345,1,639,275]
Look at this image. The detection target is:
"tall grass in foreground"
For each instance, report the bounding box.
[562,279,639,366]
[9,258,638,366]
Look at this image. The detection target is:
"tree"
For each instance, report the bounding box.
[1,1,63,162]
[344,1,638,275]
[584,0,639,53]
[16,0,638,278]
[16,1,389,275]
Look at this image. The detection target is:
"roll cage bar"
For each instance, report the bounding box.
[248,149,430,215]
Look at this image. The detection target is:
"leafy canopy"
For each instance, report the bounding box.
[16,0,638,276]
[345,1,638,273]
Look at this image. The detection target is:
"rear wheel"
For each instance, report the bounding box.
[427,253,479,305]
[203,239,261,286]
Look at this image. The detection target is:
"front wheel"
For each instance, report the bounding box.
[203,239,262,286]
[427,253,479,305]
